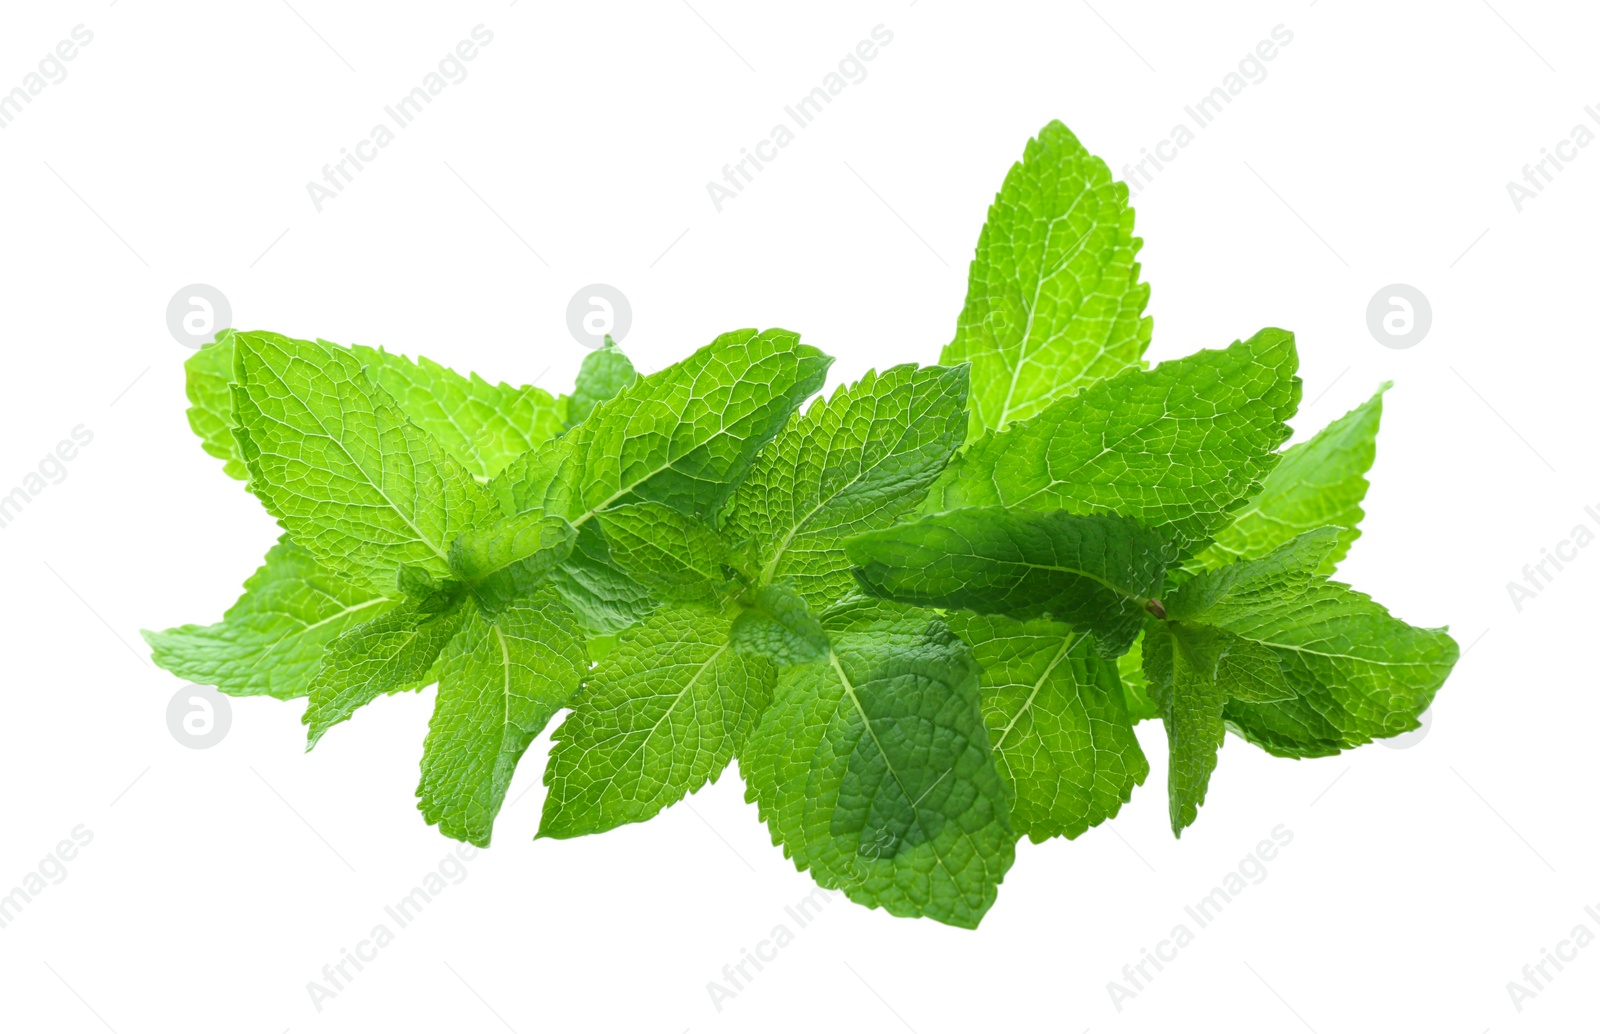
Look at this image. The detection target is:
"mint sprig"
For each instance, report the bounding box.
[145,119,1457,928]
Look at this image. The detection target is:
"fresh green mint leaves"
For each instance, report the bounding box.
[145,120,1456,928]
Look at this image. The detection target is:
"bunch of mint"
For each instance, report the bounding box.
[146,121,1456,928]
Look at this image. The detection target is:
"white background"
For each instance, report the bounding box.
[0,1,1595,1031]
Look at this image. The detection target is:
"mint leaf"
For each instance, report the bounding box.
[944,120,1150,438]
[448,511,577,612]
[184,331,249,479]
[948,613,1147,843]
[539,605,775,839]
[560,328,831,521]
[935,330,1300,557]
[186,332,569,485]
[302,602,466,746]
[729,584,829,665]
[1212,632,1295,704]
[595,500,730,601]
[547,521,661,635]
[232,331,495,596]
[485,439,658,632]
[1141,618,1230,836]
[725,363,969,606]
[351,344,567,481]
[565,335,637,429]
[740,600,1014,929]
[1191,384,1388,574]
[481,329,830,618]
[846,508,1168,656]
[394,564,465,613]
[1117,636,1159,721]
[1170,529,1458,757]
[417,591,587,846]
[152,119,1465,926]
[143,535,394,699]
[490,433,578,523]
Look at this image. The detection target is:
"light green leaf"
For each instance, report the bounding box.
[489,433,578,523]
[726,363,970,606]
[1117,635,1158,721]
[486,436,658,632]
[302,602,466,746]
[846,508,1168,656]
[1213,632,1295,704]
[142,535,394,699]
[417,591,587,846]
[935,330,1300,558]
[394,564,465,614]
[1171,530,1458,758]
[184,331,248,479]
[1142,618,1230,836]
[547,521,660,634]
[596,500,730,601]
[448,510,577,613]
[231,331,495,596]
[186,332,567,484]
[558,327,831,522]
[1191,384,1388,574]
[948,613,1146,843]
[350,344,567,481]
[539,605,775,839]
[729,584,829,666]
[740,600,1014,929]
[944,120,1150,438]
[565,335,637,430]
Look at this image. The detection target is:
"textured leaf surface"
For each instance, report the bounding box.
[143,536,393,699]
[847,508,1167,656]
[1172,530,1458,758]
[935,330,1300,557]
[565,336,637,430]
[448,511,577,613]
[729,584,829,666]
[187,332,565,484]
[740,600,1014,928]
[417,592,587,846]
[302,602,465,746]
[944,120,1150,438]
[949,613,1146,843]
[231,331,494,596]
[540,606,775,838]
[1142,619,1229,836]
[1191,384,1387,573]
[1117,636,1158,721]
[561,328,831,521]
[726,364,969,607]
[547,521,660,635]
[184,331,248,479]
[596,500,730,601]
[1212,632,1295,704]
[350,344,567,481]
